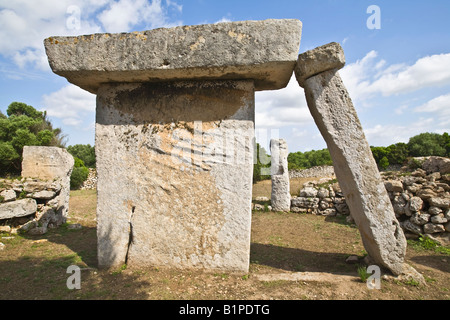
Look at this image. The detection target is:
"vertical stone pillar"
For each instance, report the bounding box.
[43,19,302,272]
[295,43,408,276]
[270,139,291,211]
[95,80,255,271]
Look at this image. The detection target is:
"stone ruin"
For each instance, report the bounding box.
[44,19,422,280]
[0,146,74,235]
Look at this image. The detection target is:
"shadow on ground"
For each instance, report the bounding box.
[0,225,151,300]
[250,243,358,275]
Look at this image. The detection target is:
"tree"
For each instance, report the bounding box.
[70,157,90,190]
[386,142,409,165]
[0,102,66,176]
[442,132,450,156]
[287,148,333,170]
[379,156,390,170]
[67,144,96,168]
[407,132,447,157]
[370,146,388,165]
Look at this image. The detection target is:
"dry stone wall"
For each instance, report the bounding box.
[285,156,450,244]
[289,165,335,179]
[81,168,98,190]
[0,178,67,235]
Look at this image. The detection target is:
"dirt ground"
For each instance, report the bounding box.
[0,181,449,301]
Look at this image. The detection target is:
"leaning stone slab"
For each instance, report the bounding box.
[44,19,302,93]
[295,42,345,87]
[270,139,290,212]
[295,42,408,276]
[0,198,37,220]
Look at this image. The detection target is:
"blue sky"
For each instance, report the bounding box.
[1,0,449,153]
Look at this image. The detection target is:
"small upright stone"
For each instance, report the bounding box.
[270,139,290,212]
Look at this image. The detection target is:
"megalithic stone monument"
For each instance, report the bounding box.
[44,19,302,272]
[294,42,414,277]
[270,139,291,211]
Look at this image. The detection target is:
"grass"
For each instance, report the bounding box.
[407,235,450,255]
[0,187,449,300]
[357,265,371,283]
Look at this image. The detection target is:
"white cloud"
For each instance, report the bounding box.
[98,0,181,33]
[41,84,96,128]
[215,17,232,24]
[394,105,408,115]
[363,118,436,147]
[0,0,182,70]
[370,53,450,96]
[414,93,450,127]
[341,51,450,103]
[414,93,450,116]
[255,75,311,128]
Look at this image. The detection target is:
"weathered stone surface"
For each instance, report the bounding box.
[23,180,51,193]
[44,19,302,93]
[296,44,407,275]
[431,214,448,224]
[424,223,445,234]
[294,42,345,87]
[270,139,290,212]
[291,197,319,209]
[422,156,450,175]
[96,80,254,271]
[428,206,443,215]
[32,190,56,200]
[410,212,430,225]
[445,221,450,232]
[0,189,16,202]
[0,226,11,233]
[21,146,74,221]
[402,220,423,235]
[317,188,330,198]
[429,197,450,209]
[22,147,74,181]
[0,199,37,220]
[408,196,424,212]
[299,186,318,198]
[385,180,403,193]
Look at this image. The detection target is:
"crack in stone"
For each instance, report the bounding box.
[125,206,136,265]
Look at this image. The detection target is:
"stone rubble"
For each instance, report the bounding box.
[1,146,74,236]
[253,156,450,245]
[80,168,98,190]
[0,178,67,235]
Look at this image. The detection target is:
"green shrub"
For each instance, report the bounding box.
[70,157,89,190]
